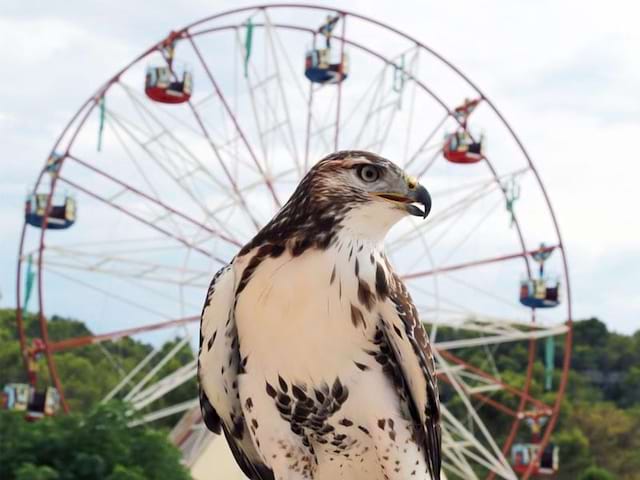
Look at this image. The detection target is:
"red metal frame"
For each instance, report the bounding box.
[15,6,571,479]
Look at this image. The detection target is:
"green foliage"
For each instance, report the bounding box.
[579,466,617,480]
[0,402,191,480]
[15,464,60,480]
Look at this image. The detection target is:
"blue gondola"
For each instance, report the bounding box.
[305,48,349,84]
[519,244,561,309]
[305,14,348,85]
[519,278,561,308]
[25,193,76,230]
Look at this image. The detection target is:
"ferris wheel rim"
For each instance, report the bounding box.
[15,6,572,479]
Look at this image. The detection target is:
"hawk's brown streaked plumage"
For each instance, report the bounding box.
[198,151,440,480]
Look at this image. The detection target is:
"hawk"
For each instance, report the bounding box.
[198,151,440,480]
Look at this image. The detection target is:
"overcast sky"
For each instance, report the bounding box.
[1,0,638,334]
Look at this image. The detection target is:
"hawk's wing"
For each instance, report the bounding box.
[380,270,441,480]
[198,262,274,480]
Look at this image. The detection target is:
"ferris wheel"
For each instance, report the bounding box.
[15,4,572,480]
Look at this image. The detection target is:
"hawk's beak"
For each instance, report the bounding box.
[372,177,432,219]
[406,183,431,219]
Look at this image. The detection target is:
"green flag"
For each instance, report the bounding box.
[24,254,35,311]
[545,336,555,391]
[244,19,254,78]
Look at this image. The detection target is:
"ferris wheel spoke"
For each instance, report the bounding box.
[187,33,283,209]
[430,196,503,265]
[104,108,245,241]
[470,390,517,417]
[253,15,303,174]
[438,356,518,479]
[349,67,388,149]
[439,402,516,480]
[430,166,530,200]
[128,398,199,427]
[43,236,192,255]
[129,361,197,410]
[46,315,199,353]
[388,179,500,253]
[124,335,192,402]
[442,273,525,314]
[58,176,225,263]
[42,258,208,290]
[45,267,172,319]
[184,101,264,231]
[42,247,210,290]
[334,14,346,150]
[304,81,314,170]
[434,323,567,352]
[402,244,559,281]
[439,350,552,414]
[210,166,298,214]
[341,61,387,135]
[404,114,448,170]
[119,83,255,189]
[68,155,241,248]
[102,97,193,243]
[401,47,421,165]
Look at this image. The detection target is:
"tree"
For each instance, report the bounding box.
[579,466,616,480]
[0,402,191,480]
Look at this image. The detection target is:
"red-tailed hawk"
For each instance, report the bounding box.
[198,151,440,480]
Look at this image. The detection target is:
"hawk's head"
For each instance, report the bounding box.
[309,150,431,221]
[241,151,431,256]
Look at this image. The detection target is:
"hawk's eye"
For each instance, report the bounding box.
[357,165,380,183]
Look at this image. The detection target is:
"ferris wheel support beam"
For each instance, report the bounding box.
[67,155,241,248]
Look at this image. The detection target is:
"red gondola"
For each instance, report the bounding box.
[443,98,484,164]
[145,34,193,104]
[511,412,559,475]
[443,131,483,164]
